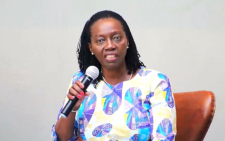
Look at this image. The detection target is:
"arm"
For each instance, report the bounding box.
[51,82,79,141]
[150,74,177,141]
[51,72,86,141]
[52,98,78,141]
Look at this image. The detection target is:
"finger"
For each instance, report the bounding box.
[68,88,84,100]
[75,80,84,89]
[67,93,75,100]
[84,92,90,96]
[68,92,83,100]
[68,87,77,96]
[78,91,84,98]
[71,83,83,94]
[68,87,81,99]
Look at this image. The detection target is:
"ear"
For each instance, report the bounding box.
[88,43,92,53]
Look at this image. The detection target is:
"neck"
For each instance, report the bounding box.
[102,63,130,85]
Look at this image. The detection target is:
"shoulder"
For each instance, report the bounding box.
[138,67,171,91]
[72,71,84,82]
[138,67,170,82]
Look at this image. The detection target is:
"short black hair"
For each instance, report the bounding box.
[76,10,145,85]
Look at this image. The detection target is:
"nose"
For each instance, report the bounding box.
[105,39,116,50]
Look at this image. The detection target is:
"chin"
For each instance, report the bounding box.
[103,63,120,70]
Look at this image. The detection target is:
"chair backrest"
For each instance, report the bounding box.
[174,91,216,141]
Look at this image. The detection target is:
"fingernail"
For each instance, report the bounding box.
[69,95,75,100]
[80,91,84,96]
[81,85,84,88]
[77,94,81,99]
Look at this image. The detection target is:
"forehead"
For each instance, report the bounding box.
[90,18,124,36]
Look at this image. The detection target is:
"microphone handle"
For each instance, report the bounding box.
[61,75,93,118]
[82,75,94,92]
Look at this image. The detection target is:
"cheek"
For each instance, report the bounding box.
[91,44,102,56]
[119,47,128,60]
[117,40,128,53]
[123,49,128,58]
[95,55,103,63]
[121,43,128,55]
[93,49,104,63]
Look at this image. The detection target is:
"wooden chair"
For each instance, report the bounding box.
[174,91,216,141]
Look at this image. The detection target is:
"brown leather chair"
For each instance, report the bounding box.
[174,91,216,141]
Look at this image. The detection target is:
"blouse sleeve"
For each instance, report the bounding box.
[149,73,177,141]
[51,72,84,141]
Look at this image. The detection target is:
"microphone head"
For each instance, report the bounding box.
[85,66,99,80]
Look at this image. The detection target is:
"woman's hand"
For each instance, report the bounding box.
[55,80,89,141]
[67,80,90,111]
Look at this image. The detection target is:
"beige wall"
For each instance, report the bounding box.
[0,0,224,140]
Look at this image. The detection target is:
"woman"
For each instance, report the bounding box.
[52,10,176,141]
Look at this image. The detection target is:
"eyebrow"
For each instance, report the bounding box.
[111,31,122,34]
[95,31,122,38]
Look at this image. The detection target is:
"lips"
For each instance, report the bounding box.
[104,53,118,62]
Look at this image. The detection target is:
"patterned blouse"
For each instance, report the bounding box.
[51,67,177,141]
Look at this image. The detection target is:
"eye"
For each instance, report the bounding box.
[113,35,121,41]
[97,38,105,43]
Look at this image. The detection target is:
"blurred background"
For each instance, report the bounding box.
[0,0,224,140]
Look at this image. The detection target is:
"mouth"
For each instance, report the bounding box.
[104,54,118,62]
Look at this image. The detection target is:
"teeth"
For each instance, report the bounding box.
[106,55,115,58]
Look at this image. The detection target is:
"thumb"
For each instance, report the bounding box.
[85,92,90,96]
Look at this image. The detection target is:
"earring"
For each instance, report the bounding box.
[127,46,129,49]
[91,53,94,55]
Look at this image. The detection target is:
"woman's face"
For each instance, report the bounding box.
[89,18,128,70]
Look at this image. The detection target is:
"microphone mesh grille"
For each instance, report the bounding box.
[85,66,99,80]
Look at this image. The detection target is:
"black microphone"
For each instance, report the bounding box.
[61,66,99,118]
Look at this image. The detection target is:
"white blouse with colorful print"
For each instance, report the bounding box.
[51,67,177,141]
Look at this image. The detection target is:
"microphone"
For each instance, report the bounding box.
[61,66,99,118]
